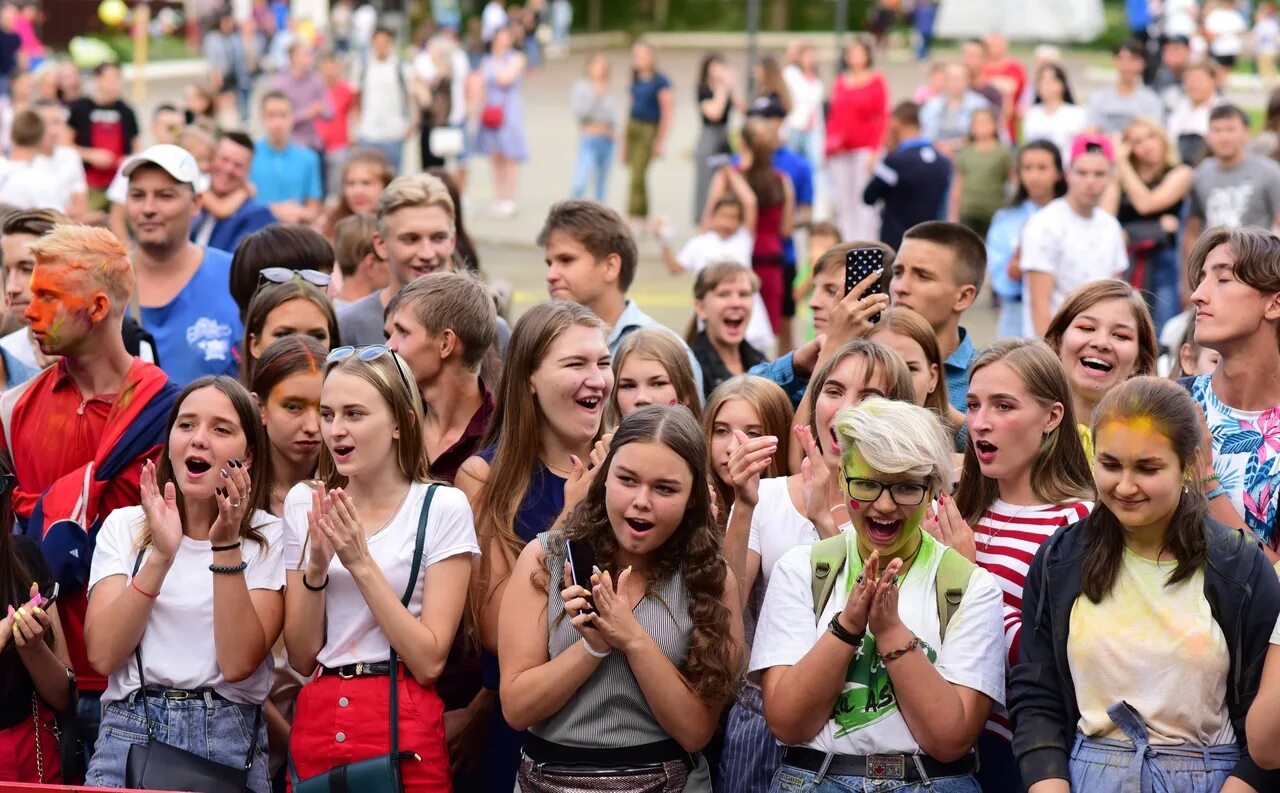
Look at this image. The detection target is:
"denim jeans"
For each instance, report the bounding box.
[85,692,270,793]
[570,133,614,202]
[77,691,102,764]
[1144,245,1181,334]
[357,138,405,175]
[769,763,981,792]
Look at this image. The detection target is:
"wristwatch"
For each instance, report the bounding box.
[828,614,865,647]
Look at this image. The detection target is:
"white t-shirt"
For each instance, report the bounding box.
[355,56,411,142]
[743,476,817,586]
[677,228,775,354]
[1021,104,1087,164]
[0,157,69,211]
[749,533,1006,755]
[1206,7,1248,57]
[282,481,479,668]
[87,506,286,705]
[1256,17,1280,57]
[37,146,87,210]
[782,64,824,136]
[1167,96,1223,142]
[1020,197,1129,331]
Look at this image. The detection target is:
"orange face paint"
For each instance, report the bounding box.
[26,265,101,348]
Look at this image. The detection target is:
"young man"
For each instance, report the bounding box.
[0,209,65,387]
[865,101,952,252]
[333,211,385,308]
[192,130,277,251]
[249,91,324,225]
[0,223,179,763]
[1021,134,1129,337]
[267,40,331,153]
[919,64,993,155]
[1153,33,1193,110]
[1184,104,1280,265]
[125,143,242,383]
[1185,225,1280,556]
[538,198,704,398]
[0,110,65,210]
[1086,40,1165,135]
[67,62,139,211]
[34,99,87,221]
[890,220,986,415]
[353,26,412,173]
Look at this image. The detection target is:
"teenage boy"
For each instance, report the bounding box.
[1185,226,1280,557]
[333,212,386,308]
[353,27,413,173]
[67,62,140,211]
[865,101,952,252]
[1086,40,1165,135]
[0,223,179,764]
[538,199,704,398]
[250,91,324,224]
[0,109,64,210]
[192,131,277,251]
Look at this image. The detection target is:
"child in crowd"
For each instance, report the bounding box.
[949,107,1013,238]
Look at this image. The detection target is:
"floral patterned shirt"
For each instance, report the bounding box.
[1190,374,1280,546]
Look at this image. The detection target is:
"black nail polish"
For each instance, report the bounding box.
[216,487,226,498]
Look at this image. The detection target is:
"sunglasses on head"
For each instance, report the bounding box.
[258,267,332,289]
[326,345,415,394]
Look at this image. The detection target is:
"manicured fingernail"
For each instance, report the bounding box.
[220,468,229,478]
[32,606,42,614]
[592,565,601,574]
[626,565,632,573]
[17,607,27,617]
[233,459,243,468]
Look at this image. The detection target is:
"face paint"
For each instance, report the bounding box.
[843,445,929,562]
[25,265,101,353]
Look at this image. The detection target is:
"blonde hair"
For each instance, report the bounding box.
[376,173,455,236]
[27,224,134,308]
[607,327,702,428]
[1123,117,1181,169]
[835,398,954,494]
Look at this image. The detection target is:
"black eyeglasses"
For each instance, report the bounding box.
[258,267,332,289]
[842,475,929,507]
[326,345,416,394]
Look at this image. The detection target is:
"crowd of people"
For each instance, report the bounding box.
[6,2,1280,793]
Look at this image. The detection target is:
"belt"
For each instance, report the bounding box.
[319,662,392,679]
[524,734,696,770]
[781,746,976,782]
[140,685,231,703]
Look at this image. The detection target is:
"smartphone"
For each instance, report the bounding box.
[845,246,887,324]
[38,581,58,607]
[566,541,596,613]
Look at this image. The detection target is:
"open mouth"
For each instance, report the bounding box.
[864,516,903,544]
[625,517,653,535]
[722,315,745,333]
[184,456,212,476]
[576,396,601,412]
[332,445,355,461]
[1079,357,1114,375]
[974,439,998,464]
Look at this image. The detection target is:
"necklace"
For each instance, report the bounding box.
[980,501,1036,552]
[542,457,575,478]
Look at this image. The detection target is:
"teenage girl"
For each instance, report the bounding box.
[608,327,703,428]
[702,374,793,526]
[241,277,339,385]
[315,148,396,241]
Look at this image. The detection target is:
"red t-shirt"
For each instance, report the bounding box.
[982,59,1028,137]
[315,80,356,153]
[826,73,889,155]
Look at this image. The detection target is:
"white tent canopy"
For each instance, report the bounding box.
[934,0,1107,43]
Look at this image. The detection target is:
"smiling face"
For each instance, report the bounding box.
[126,167,199,250]
[262,370,323,471]
[210,137,253,196]
[814,356,889,466]
[606,440,693,557]
[697,272,754,348]
[170,385,251,500]
[615,355,679,418]
[249,298,332,360]
[374,205,457,288]
[1057,298,1142,410]
[1190,243,1280,351]
[873,329,936,408]
[530,324,613,447]
[343,163,385,215]
[320,370,400,478]
[1094,418,1184,540]
[966,360,1064,486]
[843,446,929,560]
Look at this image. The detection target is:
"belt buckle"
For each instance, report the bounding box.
[339,663,359,680]
[164,689,193,701]
[866,754,905,780]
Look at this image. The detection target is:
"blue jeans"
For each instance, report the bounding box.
[769,763,981,792]
[357,138,405,175]
[77,691,102,763]
[1068,702,1239,793]
[1144,245,1181,334]
[85,691,270,793]
[570,133,614,201]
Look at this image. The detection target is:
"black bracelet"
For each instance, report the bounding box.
[828,614,865,647]
[302,573,329,592]
[210,541,242,552]
[208,561,249,575]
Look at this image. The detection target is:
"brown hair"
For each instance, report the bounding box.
[900,221,987,291]
[955,339,1095,526]
[230,225,336,321]
[10,109,43,148]
[702,375,793,513]
[536,200,639,292]
[1044,279,1158,379]
[686,261,759,343]
[1185,225,1280,300]
[607,327,703,428]
[334,212,377,277]
[1082,376,1209,601]
[809,220,842,246]
[241,280,340,385]
[805,340,916,455]
[868,306,951,418]
[812,240,896,280]
[0,208,69,271]
[741,118,785,207]
[249,335,326,483]
[320,148,396,239]
[385,271,497,371]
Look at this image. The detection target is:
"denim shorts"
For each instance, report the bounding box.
[85,691,269,793]
[769,763,981,793]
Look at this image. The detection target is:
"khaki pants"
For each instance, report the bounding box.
[626,118,658,219]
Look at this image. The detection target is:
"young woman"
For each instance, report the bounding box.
[1043,279,1159,459]
[825,36,888,241]
[0,473,72,784]
[1170,317,1220,380]
[1010,376,1280,792]
[230,225,337,322]
[425,166,482,273]
[703,375,793,524]
[948,107,1013,238]
[1020,64,1086,163]
[83,376,284,792]
[867,306,953,423]
[693,53,741,226]
[249,335,326,517]
[499,405,743,789]
[624,41,673,231]
[315,148,395,242]
[689,261,768,399]
[608,327,702,428]
[474,24,528,219]
[454,301,613,793]
[718,340,915,792]
[751,55,792,116]
[948,339,1094,792]
[283,347,478,792]
[752,397,1006,793]
[986,140,1067,339]
[569,53,619,203]
[240,276,340,385]
[1102,118,1193,332]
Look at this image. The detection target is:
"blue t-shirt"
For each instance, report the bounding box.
[986,200,1038,301]
[139,247,242,385]
[629,73,671,123]
[249,140,323,206]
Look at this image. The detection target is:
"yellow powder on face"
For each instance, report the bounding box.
[1098,415,1164,442]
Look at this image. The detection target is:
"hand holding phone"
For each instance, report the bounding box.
[566,541,596,614]
[845,246,888,325]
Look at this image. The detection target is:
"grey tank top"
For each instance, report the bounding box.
[530,531,693,748]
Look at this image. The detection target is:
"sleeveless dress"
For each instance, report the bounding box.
[473,51,529,161]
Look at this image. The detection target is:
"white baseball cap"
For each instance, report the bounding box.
[121,143,202,187]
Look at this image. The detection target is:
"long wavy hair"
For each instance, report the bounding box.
[955,339,1095,526]
[702,375,793,515]
[1082,376,1209,602]
[544,405,739,705]
[606,327,702,429]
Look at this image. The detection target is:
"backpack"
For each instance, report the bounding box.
[808,534,975,641]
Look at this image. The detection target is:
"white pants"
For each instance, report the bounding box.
[828,149,882,243]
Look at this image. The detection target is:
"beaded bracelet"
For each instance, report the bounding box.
[1198,473,1221,488]
[878,636,922,664]
[208,561,249,575]
[1206,485,1228,502]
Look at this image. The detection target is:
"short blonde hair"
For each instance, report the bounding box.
[27,224,134,308]
[835,397,954,494]
[376,173,455,236]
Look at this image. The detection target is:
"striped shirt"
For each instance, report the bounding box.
[974,498,1094,740]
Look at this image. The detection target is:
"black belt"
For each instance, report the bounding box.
[140,685,231,703]
[782,746,976,782]
[319,661,392,679]
[524,734,696,770]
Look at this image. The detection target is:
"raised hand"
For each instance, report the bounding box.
[826,268,890,348]
[210,458,251,547]
[867,557,907,639]
[796,425,837,535]
[933,493,977,562]
[305,484,336,578]
[590,567,646,653]
[562,455,596,515]
[839,550,882,637]
[140,460,181,560]
[727,430,777,508]
[11,582,53,652]
[561,560,609,655]
[318,488,371,570]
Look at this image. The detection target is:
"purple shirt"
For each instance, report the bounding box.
[269,70,331,150]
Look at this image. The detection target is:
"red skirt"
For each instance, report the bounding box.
[289,667,451,792]
[0,700,61,783]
